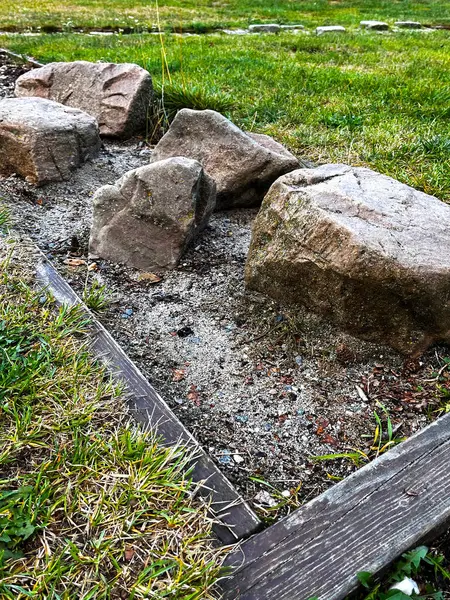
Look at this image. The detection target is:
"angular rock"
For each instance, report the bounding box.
[245,164,450,353]
[89,157,216,271]
[395,21,422,29]
[0,97,100,185]
[316,25,346,35]
[15,60,153,139]
[249,24,281,33]
[360,20,389,30]
[150,109,299,209]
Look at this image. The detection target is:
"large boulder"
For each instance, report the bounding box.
[245,164,450,353]
[89,157,216,271]
[0,97,100,185]
[150,109,299,210]
[15,61,153,139]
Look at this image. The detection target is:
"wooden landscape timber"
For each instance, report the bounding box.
[35,253,261,545]
[220,410,450,599]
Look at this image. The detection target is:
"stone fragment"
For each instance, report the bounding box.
[249,24,281,33]
[0,97,100,185]
[150,109,299,209]
[15,60,153,139]
[316,25,346,35]
[395,21,422,29]
[360,20,389,30]
[89,157,216,271]
[245,164,450,353]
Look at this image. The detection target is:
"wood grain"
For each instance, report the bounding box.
[221,412,450,599]
[36,256,261,544]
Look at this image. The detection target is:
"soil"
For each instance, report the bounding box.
[1,55,449,525]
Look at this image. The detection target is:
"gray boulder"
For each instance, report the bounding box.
[15,61,153,139]
[360,20,389,30]
[0,97,100,186]
[245,164,450,353]
[316,25,347,35]
[395,21,422,29]
[280,25,305,30]
[249,24,281,33]
[316,25,346,35]
[150,109,299,209]
[89,157,216,271]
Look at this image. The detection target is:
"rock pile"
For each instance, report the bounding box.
[245,164,450,353]
[0,96,100,185]
[2,57,448,355]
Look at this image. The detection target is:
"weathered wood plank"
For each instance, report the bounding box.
[221,412,450,599]
[35,256,261,544]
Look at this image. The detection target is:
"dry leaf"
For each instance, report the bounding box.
[88,262,98,271]
[187,384,201,406]
[63,258,86,267]
[172,368,186,382]
[137,272,162,283]
[124,547,134,561]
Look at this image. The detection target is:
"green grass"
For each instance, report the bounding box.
[0,0,449,32]
[2,28,450,202]
[0,240,222,599]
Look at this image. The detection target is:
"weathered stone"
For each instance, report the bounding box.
[360,20,389,30]
[316,25,346,35]
[15,60,152,139]
[249,24,281,33]
[280,24,305,30]
[89,157,216,271]
[0,97,100,186]
[150,109,299,209]
[247,132,299,163]
[245,164,450,353]
[395,21,422,29]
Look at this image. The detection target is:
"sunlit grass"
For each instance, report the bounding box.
[3,29,449,202]
[0,0,448,32]
[0,239,223,600]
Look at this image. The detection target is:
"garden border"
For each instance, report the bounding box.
[35,252,261,545]
[220,409,450,599]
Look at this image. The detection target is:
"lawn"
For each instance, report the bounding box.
[0,0,449,32]
[0,232,222,599]
[1,27,450,202]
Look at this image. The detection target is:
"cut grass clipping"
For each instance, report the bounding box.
[0,240,223,599]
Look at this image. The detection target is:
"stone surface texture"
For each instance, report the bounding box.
[245,164,450,352]
[280,24,305,30]
[316,25,346,34]
[150,109,299,209]
[360,20,389,30]
[395,21,422,28]
[0,97,100,185]
[249,24,281,32]
[89,157,216,270]
[15,60,153,139]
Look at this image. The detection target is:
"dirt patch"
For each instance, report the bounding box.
[1,63,449,521]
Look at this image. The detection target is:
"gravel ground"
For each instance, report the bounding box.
[1,53,449,521]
